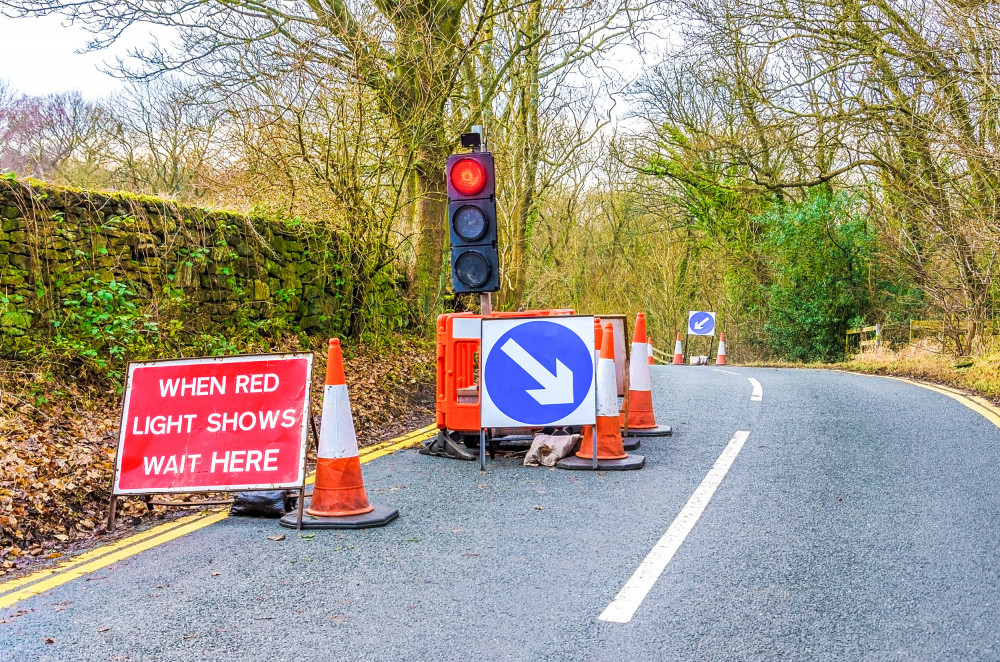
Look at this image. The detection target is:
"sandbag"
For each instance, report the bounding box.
[231,490,297,517]
[524,433,580,467]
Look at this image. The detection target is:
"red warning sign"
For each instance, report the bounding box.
[113,353,313,494]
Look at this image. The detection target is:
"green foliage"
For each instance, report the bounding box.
[358,269,411,342]
[1,176,423,395]
[761,193,874,362]
[50,277,161,381]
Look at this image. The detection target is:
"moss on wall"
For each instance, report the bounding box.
[0,177,351,356]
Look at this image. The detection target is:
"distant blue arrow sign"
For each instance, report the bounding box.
[481,318,596,428]
[688,311,716,336]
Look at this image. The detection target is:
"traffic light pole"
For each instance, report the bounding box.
[479,291,491,471]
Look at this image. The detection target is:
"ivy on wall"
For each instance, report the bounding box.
[0,177,402,377]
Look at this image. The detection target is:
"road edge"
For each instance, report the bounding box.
[0,424,437,611]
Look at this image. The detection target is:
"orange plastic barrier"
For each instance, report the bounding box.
[436,309,574,433]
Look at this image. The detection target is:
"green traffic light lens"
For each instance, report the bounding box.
[455,251,491,288]
[453,205,488,242]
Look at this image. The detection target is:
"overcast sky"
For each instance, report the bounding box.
[0,15,130,98]
[0,12,666,104]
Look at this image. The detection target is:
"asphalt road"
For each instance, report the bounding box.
[4,367,1000,661]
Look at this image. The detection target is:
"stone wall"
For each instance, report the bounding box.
[0,177,350,356]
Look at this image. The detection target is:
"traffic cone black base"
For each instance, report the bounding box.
[623,437,641,451]
[622,424,672,437]
[280,504,399,530]
[556,454,646,471]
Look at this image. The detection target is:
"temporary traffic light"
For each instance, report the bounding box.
[447,151,499,293]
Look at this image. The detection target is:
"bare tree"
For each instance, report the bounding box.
[108,79,219,197]
[0,91,115,183]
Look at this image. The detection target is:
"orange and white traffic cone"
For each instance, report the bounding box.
[648,337,656,366]
[578,319,603,459]
[281,339,398,530]
[558,321,645,471]
[620,313,672,437]
[673,332,684,365]
[581,321,639,453]
[716,332,727,365]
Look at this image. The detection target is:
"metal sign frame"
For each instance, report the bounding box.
[479,315,597,430]
[598,315,630,397]
[107,352,314,531]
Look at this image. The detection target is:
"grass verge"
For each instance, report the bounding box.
[836,341,1000,402]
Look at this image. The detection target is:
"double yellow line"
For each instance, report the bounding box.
[0,424,437,610]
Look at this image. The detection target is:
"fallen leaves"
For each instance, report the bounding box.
[267,534,286,541]
[0,389,118,574]
[0,334,435,576]
[0,608,32,624]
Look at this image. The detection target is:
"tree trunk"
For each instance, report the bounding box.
[497,0,541,310]
[412,162,448,323]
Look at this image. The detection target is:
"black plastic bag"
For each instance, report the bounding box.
[230,490,297,518]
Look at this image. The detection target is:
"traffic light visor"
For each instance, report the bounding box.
[450,158,487,196]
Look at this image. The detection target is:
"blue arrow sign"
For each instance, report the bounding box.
[482,318,596,427]
[688,311,716,336]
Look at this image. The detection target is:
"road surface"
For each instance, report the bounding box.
[4,367,1000,661]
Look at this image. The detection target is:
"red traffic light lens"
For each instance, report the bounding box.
[450,158,487,196]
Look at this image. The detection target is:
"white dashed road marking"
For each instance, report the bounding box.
[599,430,752,623]
[748,378,762,401]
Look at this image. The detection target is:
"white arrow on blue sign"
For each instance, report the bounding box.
[688,311,716,336]
[481,317,596,428]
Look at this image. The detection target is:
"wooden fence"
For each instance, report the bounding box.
[909,320,946,343]
[845,324,881,355]
[848,319,994,355]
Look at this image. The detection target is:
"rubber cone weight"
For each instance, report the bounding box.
[623,437,641,451]
[622,424,672,437]
[279,504,399,530]
[556,454,645,471]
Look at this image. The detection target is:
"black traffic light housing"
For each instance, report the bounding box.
[446,151,499,293]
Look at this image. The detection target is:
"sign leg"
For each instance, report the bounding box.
[296,485,305,530]
[592,422,598,470]
[310,414,320,448]
[479,429,487,472]
[107,495,118,532]
[301,413,320,530]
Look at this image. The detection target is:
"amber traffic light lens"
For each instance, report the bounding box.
[450,158,487,196]
[453,205,488,242]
